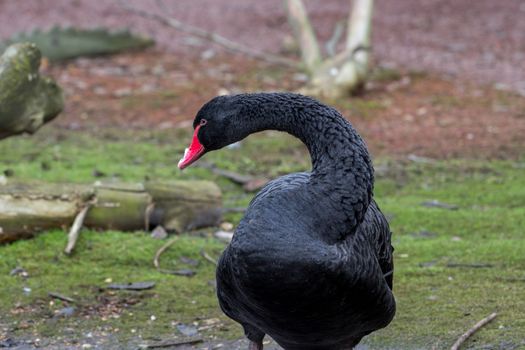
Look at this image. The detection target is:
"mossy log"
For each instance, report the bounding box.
[0,179,222,244]
[0,27,155,61]
[0,43,64,140]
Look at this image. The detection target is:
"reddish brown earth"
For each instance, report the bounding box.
[42,49,525,159]
[1,0,525,94]
[1,0,524,159]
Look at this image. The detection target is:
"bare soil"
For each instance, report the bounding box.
[39,49,525,160]
[1,0,525,94]
[1,0,524,159]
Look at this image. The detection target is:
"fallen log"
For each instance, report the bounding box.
[0,179,222,244]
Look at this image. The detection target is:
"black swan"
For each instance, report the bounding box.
[178,93,395,350]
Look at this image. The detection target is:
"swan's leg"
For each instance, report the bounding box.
[248,340,263,350]
[243,323,264,350]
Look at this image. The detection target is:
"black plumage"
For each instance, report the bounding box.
[184,92,395,350]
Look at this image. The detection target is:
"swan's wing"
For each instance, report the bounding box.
[359,199,394,290]
[249,171,310,206]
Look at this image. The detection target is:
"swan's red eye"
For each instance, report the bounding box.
[200,119,208,126]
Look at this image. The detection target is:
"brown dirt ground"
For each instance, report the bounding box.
[44,49,525,160]
[1,0,525,94]
[1,0,524,159]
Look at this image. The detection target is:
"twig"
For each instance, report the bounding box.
[325,21,344,57]
[64,202,93,255]
[140,337,203,349]
[446,262,494,269]
[153,237,178,269]
[119,0,297,68]
[144,201,155,231]
[200,250,218,266]
[107,281,156,291]
[48,292,75,303]
[450,312,498,350]
[157,268,196,277]
[198,162,253,184]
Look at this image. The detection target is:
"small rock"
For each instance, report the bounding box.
[150,226,168,240]
[55,306,76,318]
[220,222,234,231]
[214,230,233,243]
[10,267,28,277]
[176,323,199,337]
[180,257,199,266]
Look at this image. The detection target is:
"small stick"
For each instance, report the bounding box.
[141,337,203,349]
[450,312,498,350]
[64,202,93,255]
[200,250,218,266]
[144,201,155,231]
[48,292,75,303]
[153,237,178,269]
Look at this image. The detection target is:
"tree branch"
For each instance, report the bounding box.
[450,312,498,350]
[284,0,322,72]
[325,21,345,57]
[119,0,298,68]
[64,201,93,255]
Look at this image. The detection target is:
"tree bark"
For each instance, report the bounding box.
[0,179,222,244]
[284,0,322,72]
[0,43,64,140]
[293,0,374,98]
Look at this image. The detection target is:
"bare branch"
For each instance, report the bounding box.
[450,312,498,350]
[325,21,345,57]
[284,0,322,71]
[119,0,297,68]
[153,236,178,269]
[200,249,218,266]
[346,0,374,52]
[64,202,93,255]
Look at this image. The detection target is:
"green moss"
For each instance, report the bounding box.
[338,98,387,119]
[0,128,524,348]
[370,67,402,82]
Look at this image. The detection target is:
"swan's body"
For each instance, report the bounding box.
[179,93,395,350]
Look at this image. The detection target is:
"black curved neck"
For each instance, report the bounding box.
[235,93,374,232]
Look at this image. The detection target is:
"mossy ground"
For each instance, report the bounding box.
[0,126,524,349]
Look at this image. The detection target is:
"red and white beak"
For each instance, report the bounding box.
[178,124,206,169]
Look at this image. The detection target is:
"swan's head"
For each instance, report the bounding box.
[178,95,244,169]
